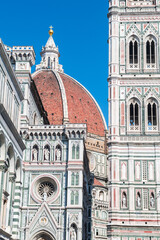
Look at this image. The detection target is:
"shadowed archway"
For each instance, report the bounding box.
[32,231,55,240]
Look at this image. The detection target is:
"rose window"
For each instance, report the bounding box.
[31,175,60,203]
[38,181,55,198]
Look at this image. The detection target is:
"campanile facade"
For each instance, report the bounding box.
[108,0,160,239]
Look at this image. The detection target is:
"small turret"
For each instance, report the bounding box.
[5,45,35,73]
[36,26,63,72]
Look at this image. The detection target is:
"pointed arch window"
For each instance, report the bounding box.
[145,37,157,69]
[76,145,80,159]
[129,99,140,131]
[70,191,79,205]
[129,38,139,68]
[146,40,155,64]
[71,172,79,186]
[147,99,158,131]
[72,143,80,159]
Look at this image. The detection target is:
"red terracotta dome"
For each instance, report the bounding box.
[32,69,107,137]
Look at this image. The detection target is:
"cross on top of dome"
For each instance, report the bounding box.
[36,27,63,72]
[49,26,54,36]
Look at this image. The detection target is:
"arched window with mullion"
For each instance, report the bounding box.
[130,102,139,126]
[129,39,138,65]
[146,39,156,65]
[129,99,140,130]
[147,100,157,127]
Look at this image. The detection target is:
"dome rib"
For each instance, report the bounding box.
[59,72,107,136]
[53,70,69,123]
[32,70,107,137]
[32,69,69,124]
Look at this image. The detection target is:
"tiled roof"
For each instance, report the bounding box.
[33,70,106,137]
[93,178,104,187]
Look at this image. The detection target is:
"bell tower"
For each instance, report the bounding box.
[108,0,160,239]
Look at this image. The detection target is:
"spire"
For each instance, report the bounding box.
[45,26,56,49]
[36,27,63,72]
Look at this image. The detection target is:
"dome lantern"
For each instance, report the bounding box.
[36,27,63,72]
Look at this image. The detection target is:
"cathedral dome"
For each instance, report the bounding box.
[32,69,107,137]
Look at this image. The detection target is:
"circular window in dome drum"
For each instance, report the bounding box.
[31,174,60,203]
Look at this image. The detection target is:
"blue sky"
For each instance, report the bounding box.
[0,0,108,125]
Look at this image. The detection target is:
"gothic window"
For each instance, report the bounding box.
[43,145,50,161]
[128,37,139,69]
[145,36,157,69]
[71,191,79,205]
[146,40,155,64]
[55,145,62,161]
[32,145,39,161]
[147,99,158,131]
[129,40,138,64]
[71,172,79,186]
[129,99,140,131]
[72,143,80,159]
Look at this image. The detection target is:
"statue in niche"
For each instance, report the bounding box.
[122,192,127,207]
[44,146,50,161]
[70,226,76,240]
[55,146,61,161]
[150,192,155,208]
[32,146,38,161]
[136,192,141,207]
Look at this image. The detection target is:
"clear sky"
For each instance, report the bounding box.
[0,0,108,125]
